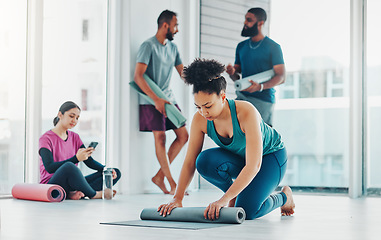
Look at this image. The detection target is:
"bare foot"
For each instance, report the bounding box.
[168,189,189,196]
[168,187,177,195]
[68,191,85,200]
[152,176,170,194]
[281,186,295,216]
[91,191,103,199]
[168,181,178,195]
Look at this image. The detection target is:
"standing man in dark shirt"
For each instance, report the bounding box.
[226,7,285,127]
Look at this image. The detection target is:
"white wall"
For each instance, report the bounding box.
[116,0,200,194]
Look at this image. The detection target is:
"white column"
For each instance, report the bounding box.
[119,0,134,194]
[183,0,201,190]
[349,0,366,198]
[25,0,43,183]
[105,0,121,169]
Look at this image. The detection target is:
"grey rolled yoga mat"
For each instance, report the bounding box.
[140,207,246,224]
[129,74,187,128]
[234,69,275,91]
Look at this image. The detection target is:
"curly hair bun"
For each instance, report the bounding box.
[183,58,225,86]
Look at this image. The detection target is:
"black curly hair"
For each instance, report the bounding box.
[183,58,227,95]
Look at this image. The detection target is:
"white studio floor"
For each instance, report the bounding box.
[0,190,380,240]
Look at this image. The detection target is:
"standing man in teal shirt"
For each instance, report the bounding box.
[134,10,189,195]
[226,8,286,127]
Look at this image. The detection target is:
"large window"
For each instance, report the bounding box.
[271,0,350,189]
[199,0,351,190]
[0,0,27,195]
[0,0,108,195]
[41,0,108,175]
[366,0,381,194]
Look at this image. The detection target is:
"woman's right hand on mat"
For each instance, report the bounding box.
[204,198,229,221]
[157,198,182,217]
[76,148,94,162]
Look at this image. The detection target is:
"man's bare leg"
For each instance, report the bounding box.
[152,127,188,194]
[152,131,177,194]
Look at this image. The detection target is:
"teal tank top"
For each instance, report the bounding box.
[207,99,284,158]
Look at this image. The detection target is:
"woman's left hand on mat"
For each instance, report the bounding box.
[204,198,229,221]
[158,198,183,217]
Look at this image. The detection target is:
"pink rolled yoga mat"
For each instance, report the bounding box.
[12,183,66,202]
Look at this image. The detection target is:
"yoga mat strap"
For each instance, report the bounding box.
[140,207,246,224]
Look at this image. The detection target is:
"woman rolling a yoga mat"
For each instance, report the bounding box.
[158,59,295,220]
[39,101,121,200]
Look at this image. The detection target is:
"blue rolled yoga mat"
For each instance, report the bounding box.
[234,69,275,91]
[129,74,187,128]
[140,207,246,224]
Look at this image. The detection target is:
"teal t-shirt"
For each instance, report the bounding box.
[234,36,284,103]
[207,99,284,158]
[136,36,182,104]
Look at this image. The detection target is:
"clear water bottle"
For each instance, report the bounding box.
[103,168,113,200]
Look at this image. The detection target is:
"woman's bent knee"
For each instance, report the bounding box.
[60,162,77,170]
[195,149,214,175]
[57,162,82,177]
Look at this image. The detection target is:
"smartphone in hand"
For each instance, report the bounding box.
[88,142,98,149]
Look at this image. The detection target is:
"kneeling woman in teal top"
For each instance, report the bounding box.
[158,59,295,220]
